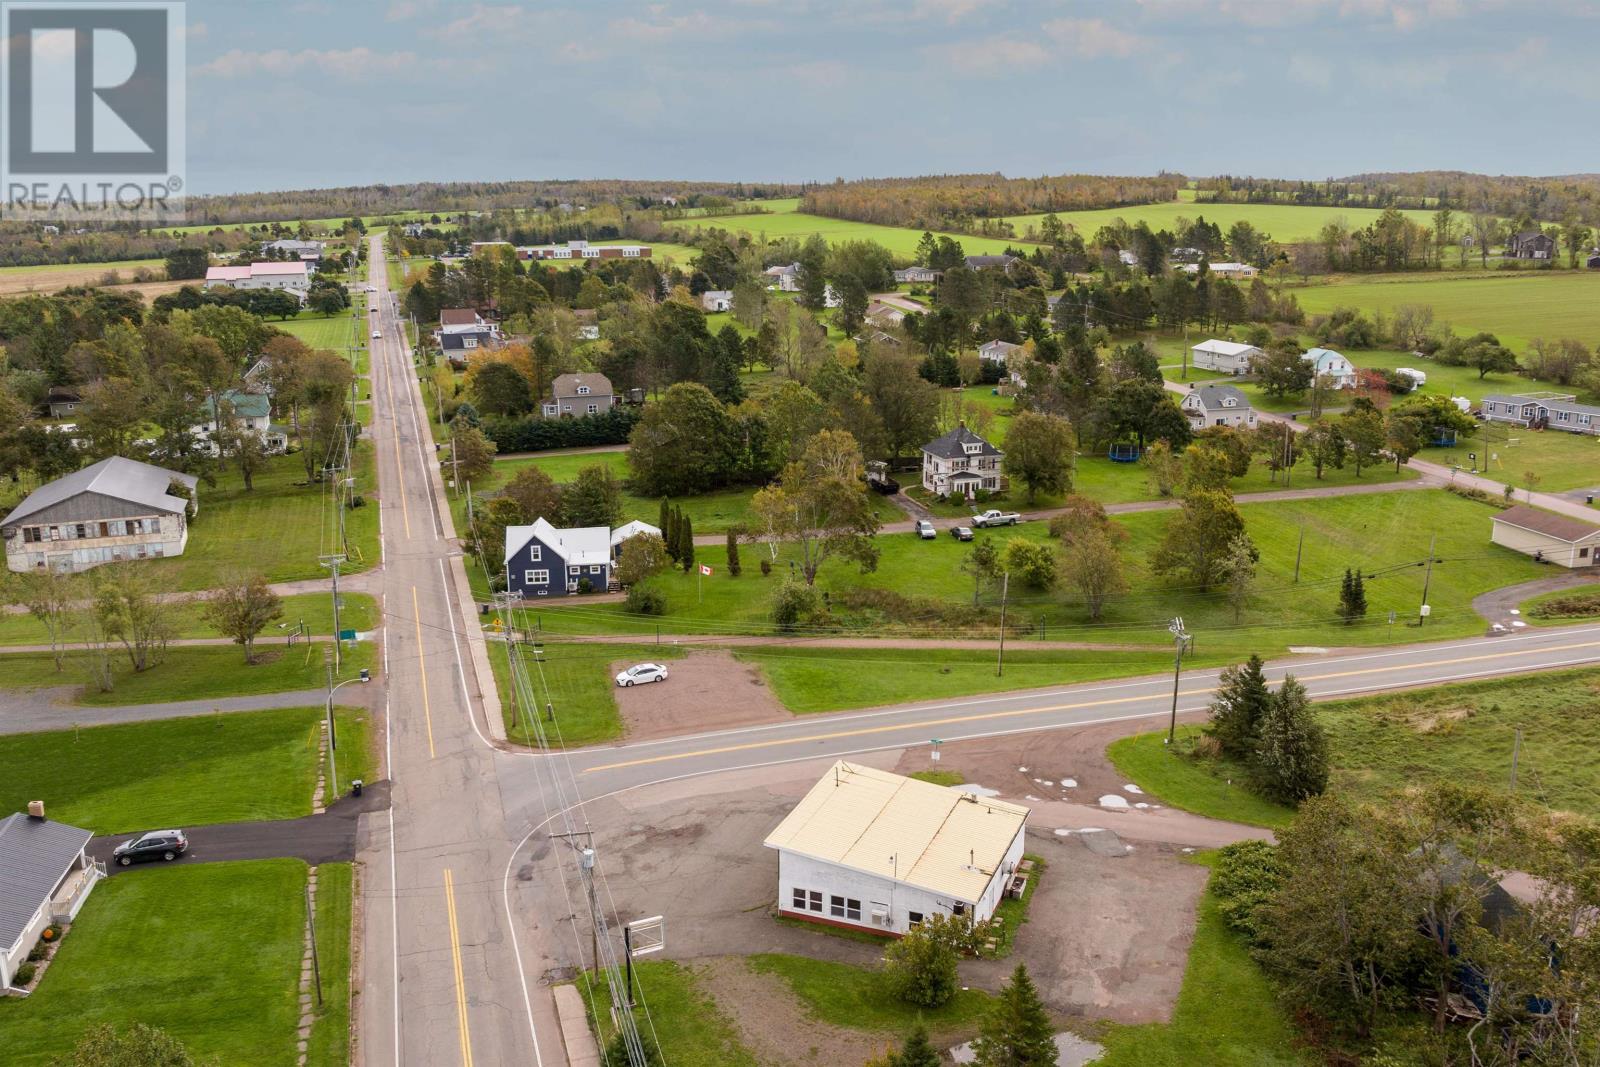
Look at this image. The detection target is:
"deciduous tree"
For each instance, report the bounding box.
[561,463,624,528]
[202,572,283,663]
[749,430,880,585]
[1150,489,1250,591]
[1002,411,1074,503]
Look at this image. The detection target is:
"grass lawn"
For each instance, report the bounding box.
[275,307,366,354]
[142,448,380,589]
[486,639,683,747]
[584,960,759,1067]
[747,953,993,1035]
[1429,423,1600,493]
[0,859,315,1066]
[530,489,1542,658]
[0,592,375,647]
[307,862,355,1067]
[1111,669,1600,827]
[1091,854,1311,1066]
[665,209,1018,259]
[0,704,372,834]
[0,640,374,707]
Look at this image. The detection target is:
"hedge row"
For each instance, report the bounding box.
[481,407,640,452]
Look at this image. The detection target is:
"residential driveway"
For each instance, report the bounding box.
[0,688,330,735]
[1472,573,1600,627]
[90,781,390,871]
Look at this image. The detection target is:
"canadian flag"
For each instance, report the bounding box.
[699,564,713,576]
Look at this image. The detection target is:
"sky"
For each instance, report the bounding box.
[182,0,1600,195]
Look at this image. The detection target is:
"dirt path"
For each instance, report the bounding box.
[696,956,890,1067]
[614,651,792,741]
[1472,572,1600,626]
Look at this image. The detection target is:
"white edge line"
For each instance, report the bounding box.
[502,837,547,1067]
[439,555,493,751]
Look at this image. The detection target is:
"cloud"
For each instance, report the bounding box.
[924,34,1050,74]
[557,41,605,63]
[184,20,208,41]
[1041,17,1147,58]
[386,1,423,21]
[786,59,850,89]
[196,47,421,81]
[912,0,1005,23]
[432,4,525,43]
[608,10,717,40]
[1133,0,1469,30]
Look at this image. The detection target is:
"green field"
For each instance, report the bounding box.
[307,862,355,1066]
[0,704,371,834]
[1291,271,1600,351]
[0,257,162,278]
[1110,669,1600,828]
[748,953,993,1034]
[144,448,380,589]
[0,591,374,647]
[528,489,1540,657]
[1005,200,1439,246]
[585,961,759,1067]
[0,640,374,707]
[277,306,367,353]
[0,859,333,1066]
[666,206,1019,259]
[486,640,684,746]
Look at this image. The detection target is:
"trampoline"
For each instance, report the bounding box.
[1108,442,1142,463]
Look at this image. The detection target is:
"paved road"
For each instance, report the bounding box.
[90,784,390,870]
[357,240,566,1067]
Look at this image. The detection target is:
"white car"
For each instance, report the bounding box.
[371,330,382,339]
[915,519,937,540]
[365,285,377,293]
[615,663,669,687]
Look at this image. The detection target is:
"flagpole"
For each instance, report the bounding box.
[697,565,702,605]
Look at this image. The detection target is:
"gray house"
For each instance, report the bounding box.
[543,372,618,418]
[1505,231,1556,260]
[893,266,940,283]
[1,456,200,573]
[1,807,102,991]
[1180,383,1258,431]
[1482,392,1600,437]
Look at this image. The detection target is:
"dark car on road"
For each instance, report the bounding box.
[112,830,188,866]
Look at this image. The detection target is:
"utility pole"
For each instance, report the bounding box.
[1165,616,1191,745]
[305,881,323,1006]
[1419,533,1436,625]
[319,554,346,671]
[995,571,1009,677]
[1509,727,1522,793]
[1293,524,1305,583]
[324,654,339,798]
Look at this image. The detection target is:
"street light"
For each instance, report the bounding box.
[325,668,371,797]
[1165,617,1192,746]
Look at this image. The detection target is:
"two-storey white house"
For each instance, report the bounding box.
[1190,339,1261,374]
[192,390,287,456]
[921,425,1004,498]
[1302,347,1357,389]
[1180,383,1258,431]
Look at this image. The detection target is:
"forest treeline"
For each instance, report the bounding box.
[1197,170,1600,224]
[799,173,1185,234]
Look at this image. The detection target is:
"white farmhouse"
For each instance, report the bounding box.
[1190,339,1261,374]
[920,424,1004,497]
[765,761,1029,935]
[978,339,1022,364]
[1180,383,1258,431]
[701,290,732,312]
[1303,347,1357,390]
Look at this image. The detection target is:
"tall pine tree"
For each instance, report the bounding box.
[1253,675,1330,804]
[658,499,672,560]
[1337,567,1368,624]
[1205,654,1272,761]
[972,963,1057,1067]
[680,515,695,573]
[891,1023,942,1067]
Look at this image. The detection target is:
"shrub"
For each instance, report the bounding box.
[1528,590,1600,619]
[1003,540,1057,590]
[14,961,36,985]
[41,925,59,941]
[28,943,47,961]
[883,922,960,1008]
[770,578,824,632]
[479,406,640,453]
[624,585,666,616]
[1210,840,1284,948]
[576,577,594,594]
[759,558,772,577]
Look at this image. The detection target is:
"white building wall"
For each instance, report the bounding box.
[1490,523,1599,569]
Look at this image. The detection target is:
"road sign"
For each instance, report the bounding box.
[626,915,665,957]
[338,629,357,641]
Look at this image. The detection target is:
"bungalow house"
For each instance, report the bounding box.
[192,391,287,456]
[978,339,1022,364]
[893,266,940,284]
[504,517,612,597]
[260,239,325,264]
[701,290,733,313]
[1302,347,1357,389]
[1190,339,1261,374]
[1482,392,1600,437]
[1,806,102,991]
[1505,231,1556,260]
[864,301,906,328]
[44,386,82,419]
[543,372,618,419]
[764,263,801,292]
[964,254,1019,271]
[2,456,199,573]
[1117,249,1139,267]
[1180,383,1258,431]
[609,520,662,562]
[516,240,652,262]
[921,424,1004,498]
[1178,261,1258,280]
[1490,505,1600,568]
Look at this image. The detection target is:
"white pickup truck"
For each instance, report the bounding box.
[970,509,1022,528]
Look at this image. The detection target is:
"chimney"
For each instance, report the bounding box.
[26,800,45,820]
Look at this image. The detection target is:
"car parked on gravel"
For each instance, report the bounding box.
[113,830,188,866]
[615,663,670,687]
[915,520,937,539]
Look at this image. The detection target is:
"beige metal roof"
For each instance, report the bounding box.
[763,761,1029,902]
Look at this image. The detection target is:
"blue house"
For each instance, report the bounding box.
[505,518,613,598]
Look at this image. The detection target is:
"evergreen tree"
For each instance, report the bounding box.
[972,963,1057,1067]
[1253,676,1330,804]
[891,1023,943,1067]
[657,498,671,558]
[726,530,741,576]
[680,515,695,573]
[1205,654,1271,761]
[1337,567,1368,625]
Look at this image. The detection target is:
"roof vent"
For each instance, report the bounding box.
[26,800,45,820]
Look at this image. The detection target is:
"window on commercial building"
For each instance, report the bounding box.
[792,888,807,910]
[829,896,861,920]
[908,911,924,928]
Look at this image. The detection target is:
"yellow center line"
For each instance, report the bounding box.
[581,639,1600,774]
[442,869,474,1067]
[383,334,411,538]
[413,586,436,758]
